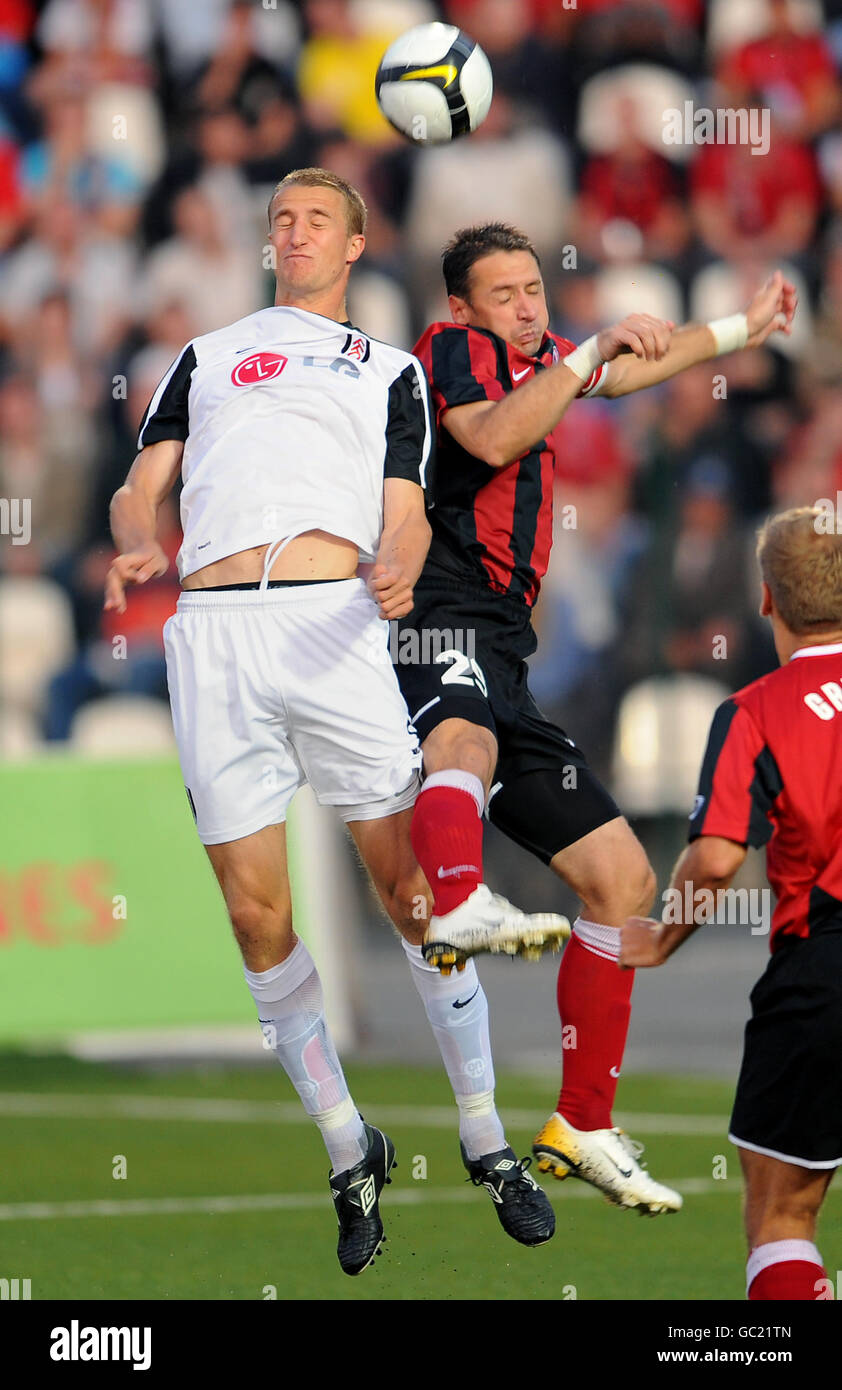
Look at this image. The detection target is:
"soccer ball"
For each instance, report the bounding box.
[375,22,493,147]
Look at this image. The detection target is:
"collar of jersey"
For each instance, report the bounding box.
[262,305,354,331]
[790,641,842,660]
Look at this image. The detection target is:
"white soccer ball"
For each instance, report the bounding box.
[375,22,493,147]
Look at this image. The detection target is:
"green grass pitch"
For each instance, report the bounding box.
[1,1055,838,1301]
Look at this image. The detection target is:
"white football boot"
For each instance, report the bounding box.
[422,883,570,973]
[532,1111,682,1216]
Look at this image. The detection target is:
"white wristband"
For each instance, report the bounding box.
[562,334,603,381]
[708,313,749,356]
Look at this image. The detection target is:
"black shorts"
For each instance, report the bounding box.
[394,579,621,864]
[729,926,842,1168]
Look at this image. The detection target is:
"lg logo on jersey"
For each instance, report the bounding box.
[230,352,361,386]
[231,352,288,386]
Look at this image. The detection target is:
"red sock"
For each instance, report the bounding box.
[556,926,634,1131]
[411,780,483,917]
[749,1261,827,1300]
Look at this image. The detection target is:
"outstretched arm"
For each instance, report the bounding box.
[618,835,748,968]
[600,270,797,398]
[443,313,673,467]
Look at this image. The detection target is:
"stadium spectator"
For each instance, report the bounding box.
[716,0,840,143]
[0,370,95,573]
[444,0,573,132]
[625,457,757,688]
[690,114,823,266]
[194,0,298,118]
[571,0,704,78]
[812,228,842,375]
[575,94,689,264]
[772,380,842,507]
[0,197,136,358]
[528,428,646,772]
[43,492,179,740]
[139,185,264,335]
[297,0,405,144]
[0,118,25,252]
[35,0,156,79]
[20,83,144,237]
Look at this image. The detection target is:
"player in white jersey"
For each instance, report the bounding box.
[105,169,562,1273]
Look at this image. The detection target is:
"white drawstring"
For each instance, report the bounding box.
[259,531,309,590]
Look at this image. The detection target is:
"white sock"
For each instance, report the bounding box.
[244,940,366,1173]
[402,939,505,1159]
[573,917,621,960]
[746,1239,824,1295]
[420,768,485,816]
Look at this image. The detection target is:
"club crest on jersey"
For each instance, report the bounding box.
[231,351,288,386]
[341,331,371,363]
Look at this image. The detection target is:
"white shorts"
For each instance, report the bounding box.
[163,579,421,845]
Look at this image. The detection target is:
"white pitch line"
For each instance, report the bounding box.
[0,1179,744,1223]
[0,1093,729,1135]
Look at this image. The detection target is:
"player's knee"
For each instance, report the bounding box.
[584,845,656,922]
[226,894,290,957]
[424,723,496,789]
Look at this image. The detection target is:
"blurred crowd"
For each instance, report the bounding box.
[1,0,842,776]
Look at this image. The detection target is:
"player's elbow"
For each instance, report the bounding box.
[687,837,746,886]
[455,418,509,468]
[476,435,515,469]
[108,483,131,521]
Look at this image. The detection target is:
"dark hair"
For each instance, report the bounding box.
[442,223,540,300]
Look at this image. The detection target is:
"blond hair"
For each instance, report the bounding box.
[756,506,842,632]
[267,167,367,237]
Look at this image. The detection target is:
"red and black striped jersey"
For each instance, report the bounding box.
[689,642,842,949]
[413,322,607,608]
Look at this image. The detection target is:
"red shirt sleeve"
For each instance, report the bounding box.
[688,698,782,848]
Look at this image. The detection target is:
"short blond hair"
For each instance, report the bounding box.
[756,506,842,632]
[267,167,367,237]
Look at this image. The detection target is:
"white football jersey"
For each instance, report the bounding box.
[138,306,433,580]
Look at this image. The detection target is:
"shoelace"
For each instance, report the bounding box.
[614,1129,647,1168]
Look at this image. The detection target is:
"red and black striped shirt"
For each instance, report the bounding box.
[689,642,842,949]
[413,322,606,608]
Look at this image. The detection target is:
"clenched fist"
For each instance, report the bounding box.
[597,314,675,363]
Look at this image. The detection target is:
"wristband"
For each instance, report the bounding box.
[562,334,603,381]
[707,313,749,355]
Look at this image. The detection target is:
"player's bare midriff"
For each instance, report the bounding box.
[181,530,360,587]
